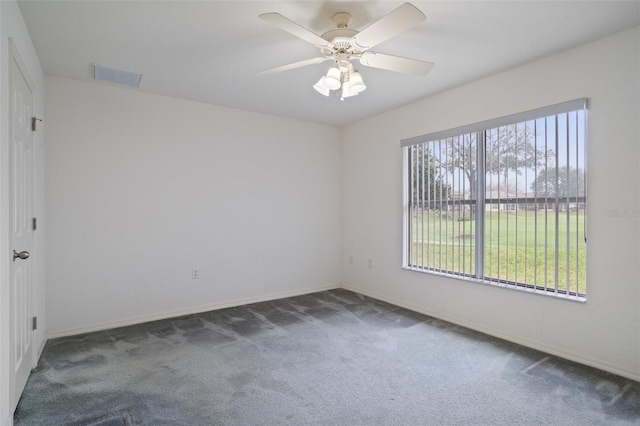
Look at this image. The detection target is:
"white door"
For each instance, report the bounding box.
[9,44,35,413]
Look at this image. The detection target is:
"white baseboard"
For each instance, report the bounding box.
[46,284,339,340]
[342,283,640,382]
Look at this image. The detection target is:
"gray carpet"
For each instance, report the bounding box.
[14,289,640,425]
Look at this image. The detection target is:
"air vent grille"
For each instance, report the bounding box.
[93,64,142,88]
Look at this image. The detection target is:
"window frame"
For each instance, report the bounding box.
[402,98,588,301]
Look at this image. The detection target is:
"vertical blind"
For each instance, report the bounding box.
[402,99,587,298]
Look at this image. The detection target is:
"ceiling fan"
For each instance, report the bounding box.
[258,2,434,100]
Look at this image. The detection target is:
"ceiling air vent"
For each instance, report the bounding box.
[93,64,142,88]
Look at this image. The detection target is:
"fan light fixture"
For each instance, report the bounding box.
[313,63,366,100]
[259,4,434,101]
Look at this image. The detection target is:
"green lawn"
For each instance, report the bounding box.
[410,210,586,295]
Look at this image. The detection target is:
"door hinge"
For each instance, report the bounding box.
[32,217,37,231]
[32,316,38,331]
[32,117,42,132]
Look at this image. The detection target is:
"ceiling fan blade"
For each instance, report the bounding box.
[358,52,434,76]
[257,57,331,75]
[259,13,330,48]
[352,3,426,50]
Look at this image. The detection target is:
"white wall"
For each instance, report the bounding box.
[45,76,341,337]
[0,1,45,422]
[342,27,640,381]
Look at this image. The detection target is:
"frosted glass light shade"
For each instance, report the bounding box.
[313,78,330,96]
[348,70,366,93]
[323,67,341,90]
[340,81,359,100]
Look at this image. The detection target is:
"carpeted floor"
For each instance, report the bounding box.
[14,289,640,425]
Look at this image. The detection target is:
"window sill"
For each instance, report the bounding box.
[402,266,587,303]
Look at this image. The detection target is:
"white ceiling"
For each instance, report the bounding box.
[18,1,640,126]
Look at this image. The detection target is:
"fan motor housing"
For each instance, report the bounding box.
[321,28,358,42]
[321,11,360,56]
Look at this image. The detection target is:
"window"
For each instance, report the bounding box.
[402,99,587,299]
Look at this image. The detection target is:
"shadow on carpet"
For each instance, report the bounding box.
[14,289,640,425]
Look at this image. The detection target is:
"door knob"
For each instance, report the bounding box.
[13,250,30,261]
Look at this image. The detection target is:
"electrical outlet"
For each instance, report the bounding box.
[368,259,373,269]
[191,267,199,279]
[349,256,353,265]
